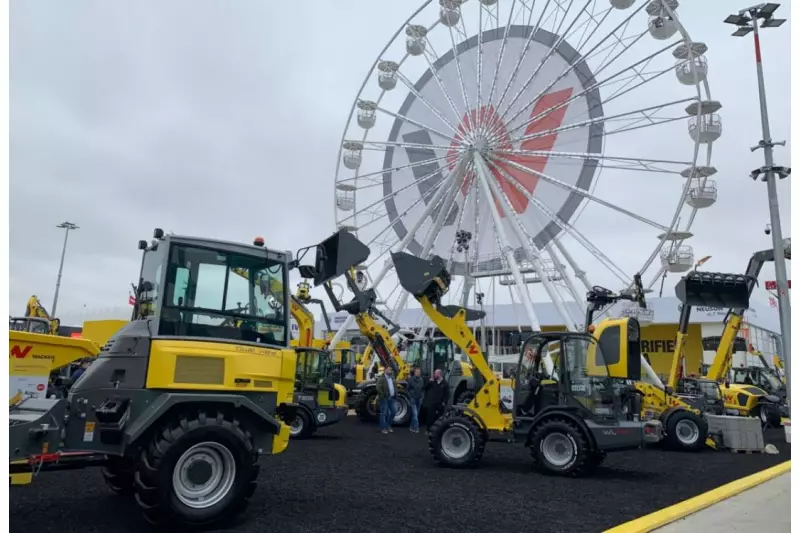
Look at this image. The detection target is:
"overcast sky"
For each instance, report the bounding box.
[10,0,791,326]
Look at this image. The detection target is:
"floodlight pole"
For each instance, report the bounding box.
[52,222,79,318]
[733,4,791,416]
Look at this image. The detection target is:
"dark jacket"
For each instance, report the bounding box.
[376,373,397,401]
[423,378,449,408]
[406,375,424,401]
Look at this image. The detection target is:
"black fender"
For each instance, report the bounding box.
[354,379,377,392]
[294,403,317,428]
[443,404,490,437]
[124,392,283,446]
[451,378,472,403]
[659,405,694,426]
[524,406,596,450]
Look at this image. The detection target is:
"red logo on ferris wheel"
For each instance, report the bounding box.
[445,87,574,216]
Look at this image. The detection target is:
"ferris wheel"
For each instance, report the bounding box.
[332,0,720,337]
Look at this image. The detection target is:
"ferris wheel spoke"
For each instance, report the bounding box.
[394,70,462,136]
[474,154,579,331]
[492,149,691,169]
[509,96,695,146]
[390,157,470,321]
[492,0,552,118]
[483,0,518,134]
[487,156,630,284]
[337,153,451,186]
[357,139,456,153]
[603,114,687,137]
[376,105,456,144]
[495,0,596,125]
[473,1,485,135]
[339,163,455,225]
[360,169,455,244]
[501,41,680,144]
[489,153,668,232]
[499,7,662,139]
[443,10,477,137]
[470,153,544,331]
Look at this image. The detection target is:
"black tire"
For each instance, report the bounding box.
[428,412,485,468]
[583,450,606,474]
[664,409,708,452]
[529,418,591,476]
[102,456,135,496]
[753,402,781,428]
[133,410,260,527]
[455,390,476,406]
[392,395,411,427]
[355,389,379,423]
[289,409,314,439]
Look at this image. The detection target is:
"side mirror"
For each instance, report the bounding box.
[723,380,730,388]
[664,385,674,396]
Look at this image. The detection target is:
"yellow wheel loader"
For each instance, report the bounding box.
[385,251,661,474]
[8,228,362,527]
[583,277,711,452]
[673,248,788,427]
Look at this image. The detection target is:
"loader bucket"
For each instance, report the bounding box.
[391,252,451,303]
[312,230,371,286]
[674,271,753,309]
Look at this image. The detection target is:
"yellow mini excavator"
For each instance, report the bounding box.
[9,295,61,335]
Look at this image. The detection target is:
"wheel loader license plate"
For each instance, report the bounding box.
[83,422,96,442]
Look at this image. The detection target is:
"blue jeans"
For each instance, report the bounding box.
[380,398,397,430]
[409,398,423,431]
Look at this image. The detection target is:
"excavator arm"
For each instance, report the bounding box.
[23,296,59,335]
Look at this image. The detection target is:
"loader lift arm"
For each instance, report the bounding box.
[706,248,774,383]
[301,230,409,380]
[390,251,499,410]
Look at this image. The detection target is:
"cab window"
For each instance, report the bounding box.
[160,244,287,346]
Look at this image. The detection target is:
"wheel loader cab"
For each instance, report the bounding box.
[514,332,631,427]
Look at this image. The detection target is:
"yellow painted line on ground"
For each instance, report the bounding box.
[604,460,791,533]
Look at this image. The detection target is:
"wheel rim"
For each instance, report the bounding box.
[675,419,700,445]
[172,442,237,509]
[290,416,304,436]
[542,433,575,467]
[441,426,472,460]
[760,405,768,423]
[393,398,408,422]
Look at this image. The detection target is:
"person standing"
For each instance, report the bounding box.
[406,367,424,433]
[423,369,450,433]
[376,366,397,434]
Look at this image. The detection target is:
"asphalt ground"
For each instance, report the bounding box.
[10,418,790,533]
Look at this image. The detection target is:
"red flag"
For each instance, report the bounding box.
[129,295,136,306]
